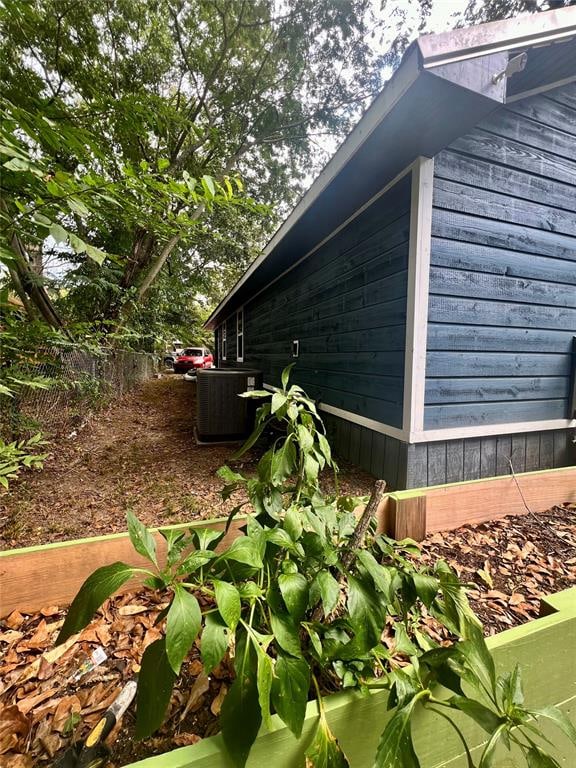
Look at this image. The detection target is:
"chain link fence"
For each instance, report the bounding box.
[0,348,156,440]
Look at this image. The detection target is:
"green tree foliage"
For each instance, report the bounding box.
[465,0,575,23]
[0,0,394,337]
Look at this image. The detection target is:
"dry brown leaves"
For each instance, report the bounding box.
[0,589,233,767]
[0,377,373,549]
[418,503,576,634]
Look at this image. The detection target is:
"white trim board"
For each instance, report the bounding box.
[402,157,434,437]
[410,418,576,444]
[262,383,409,442]
[205,48,421,329]
[263,384,575,444]
[506,74,576,104]
[222,161,417,319]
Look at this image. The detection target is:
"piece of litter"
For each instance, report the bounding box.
[72,646,108,681]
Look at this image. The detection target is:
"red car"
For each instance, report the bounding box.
[173,347,214,374]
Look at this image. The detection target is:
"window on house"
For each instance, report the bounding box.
[237,308,244,363]
[221,325,227,361]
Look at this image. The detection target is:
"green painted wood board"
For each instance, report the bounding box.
[124,590,576,768]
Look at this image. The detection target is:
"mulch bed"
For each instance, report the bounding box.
[1,504,575,767]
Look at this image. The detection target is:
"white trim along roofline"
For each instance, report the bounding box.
[417,6,576,67]
[263,382,576,444]
[205,6,576,331]
[205,46,421,330]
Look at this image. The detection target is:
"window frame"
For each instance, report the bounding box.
[237,308,244,363]
[221,324,227,361]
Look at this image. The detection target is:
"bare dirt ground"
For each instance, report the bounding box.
[0,376,374,550]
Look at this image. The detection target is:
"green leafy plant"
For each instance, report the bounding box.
[0,432,48,488]
[55,367,576,767]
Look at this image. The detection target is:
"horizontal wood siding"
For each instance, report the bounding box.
[238,175,412,428]
[425,83,576,430]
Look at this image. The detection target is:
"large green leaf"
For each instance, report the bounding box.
[165,585,202,674]
[356,550,393,601]
[220,637,261,767]
[270,611,302,658]
[255,644,275,731]
[279,572,309,620]
[304,711,350,768]
[478,723,507,768]
[526,746,562,768]
[127,510,157,565]
[412,573,439,609]
[374,698,421,768]
[347,575,384,650]
[135,639,176,739]
[213,580,242,630]
[528,705,576,746]
[312,570,340,616]
[271,436,296,484]
[448,696,504,734]
[218,536,263,569]
[57,562,134,643]
[284,506,303,541]
[201,611,229,673]
[457,626,497,701]
[271,655,310,738]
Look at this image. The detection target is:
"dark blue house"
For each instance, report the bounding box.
[205,7,576,489]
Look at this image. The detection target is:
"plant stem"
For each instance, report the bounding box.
[426,705,476,768]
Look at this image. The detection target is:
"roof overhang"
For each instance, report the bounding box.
[205,6,576,330]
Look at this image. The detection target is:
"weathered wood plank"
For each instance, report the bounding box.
[370,432,386,478]
[553,431,570,468]
[425,376,569,404]
[445,440,464,484]
[382,436,400,487]
[428,324,575,354]
[432,208,576,261]
[480,437,497,478]
[511,434,527,473]
[463,438,481,481]
[434,178,576,237]
[481,107,576,161]
[426,351,571,378]
[425,399,568,428]
[429,266,576,309]
[427,443,447,486]
[449,128,576,187]
[431,237,576,280]
[348,422,362,466]
[539,431,554,470]
[405,443,428,488]
[495,436,512,477]
[525,433,541,472]
[428,295,576,331]
[359,426,373,475]
[507,96,576,138]
[435,149,576,212]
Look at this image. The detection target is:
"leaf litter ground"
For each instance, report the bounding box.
[0,375,373,549]
[1,377,575,764]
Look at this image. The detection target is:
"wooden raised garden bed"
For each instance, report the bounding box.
[120,588,576,768]
[2,466,575,617]
[1,465,575,767]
